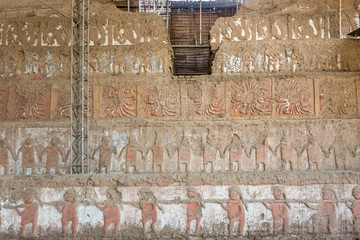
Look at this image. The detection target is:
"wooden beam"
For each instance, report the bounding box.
[171,45,209,48]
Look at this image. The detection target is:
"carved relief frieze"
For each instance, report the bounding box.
[231,79,272,117]
[186,82,225,118]
[89,48,169,76]
[210,13,336,50]
[0,17,168,47]
[100,83,137,119]
[275,78,314,116]
[1,183,360,237]
[0,48,66,80]
[55,87,71,119]
[320,78,358,117]
[13,83,51,120]
[143,84,180,117]
[212,41,350,74]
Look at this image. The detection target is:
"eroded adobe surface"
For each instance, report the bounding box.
[0,0,359,238]
[0,173,360,238]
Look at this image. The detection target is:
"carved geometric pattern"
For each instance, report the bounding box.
[143,85,180,117]
[275,78,314,116]
[320,79,357,116]
[58,85,93,119]
[56,87,71,119]
[100,84,137,118]
[231,79,271,116]
[187,82,225,117]
[13,84,51,119]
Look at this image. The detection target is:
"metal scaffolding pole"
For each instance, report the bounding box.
[70,0,90,174]
[339,0,342,38]
[166,0,169,28]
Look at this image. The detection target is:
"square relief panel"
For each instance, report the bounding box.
[142,83,180,118]
[186,82,225,120]
[320,77,357,118]
[231,79,272,117]
[99,83,137,119]
[274,78,314,117]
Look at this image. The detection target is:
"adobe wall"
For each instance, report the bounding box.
[0,0,359,238]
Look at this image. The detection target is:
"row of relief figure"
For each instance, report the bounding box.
[0,131,359,175]
[7,186,360,237]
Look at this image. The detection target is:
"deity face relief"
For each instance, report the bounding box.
[273,188,285,200]
[229,189,240,201]
[352,186,360,200]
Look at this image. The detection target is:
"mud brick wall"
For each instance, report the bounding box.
[0,0,359,238]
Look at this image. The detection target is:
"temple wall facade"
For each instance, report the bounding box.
[0,0,359,238]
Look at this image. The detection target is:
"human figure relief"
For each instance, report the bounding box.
[58,189,78,234]
[0,139,17,174]
[16,188,39,237]
[300,132,331,171]
[250,135,276,171]
[310,52,334,71]
[97,188,122,234]
[186,187,203,236]
[203,132,221,173]
[177,135,192,173]
[89,51,101,73]
[41,137,66,174]
[17,138,38,174]
[223,134,251,172]
[124,23,137,44]
[220,186,248,236]
[263,187,290,234]
[92,136,117,173]
[346,186,360,233]
[139,56,152,74]
[212,52,226,73]
[113,52,125,74]
[275,136,304,171]
[241,52,255,72]
[147,133,168,173]
[288,50,304,72]
[332,134,348,170]
[267,53,281,72]
[119,135,143,173]
[304,186,337,234]
[138,187,163,233]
